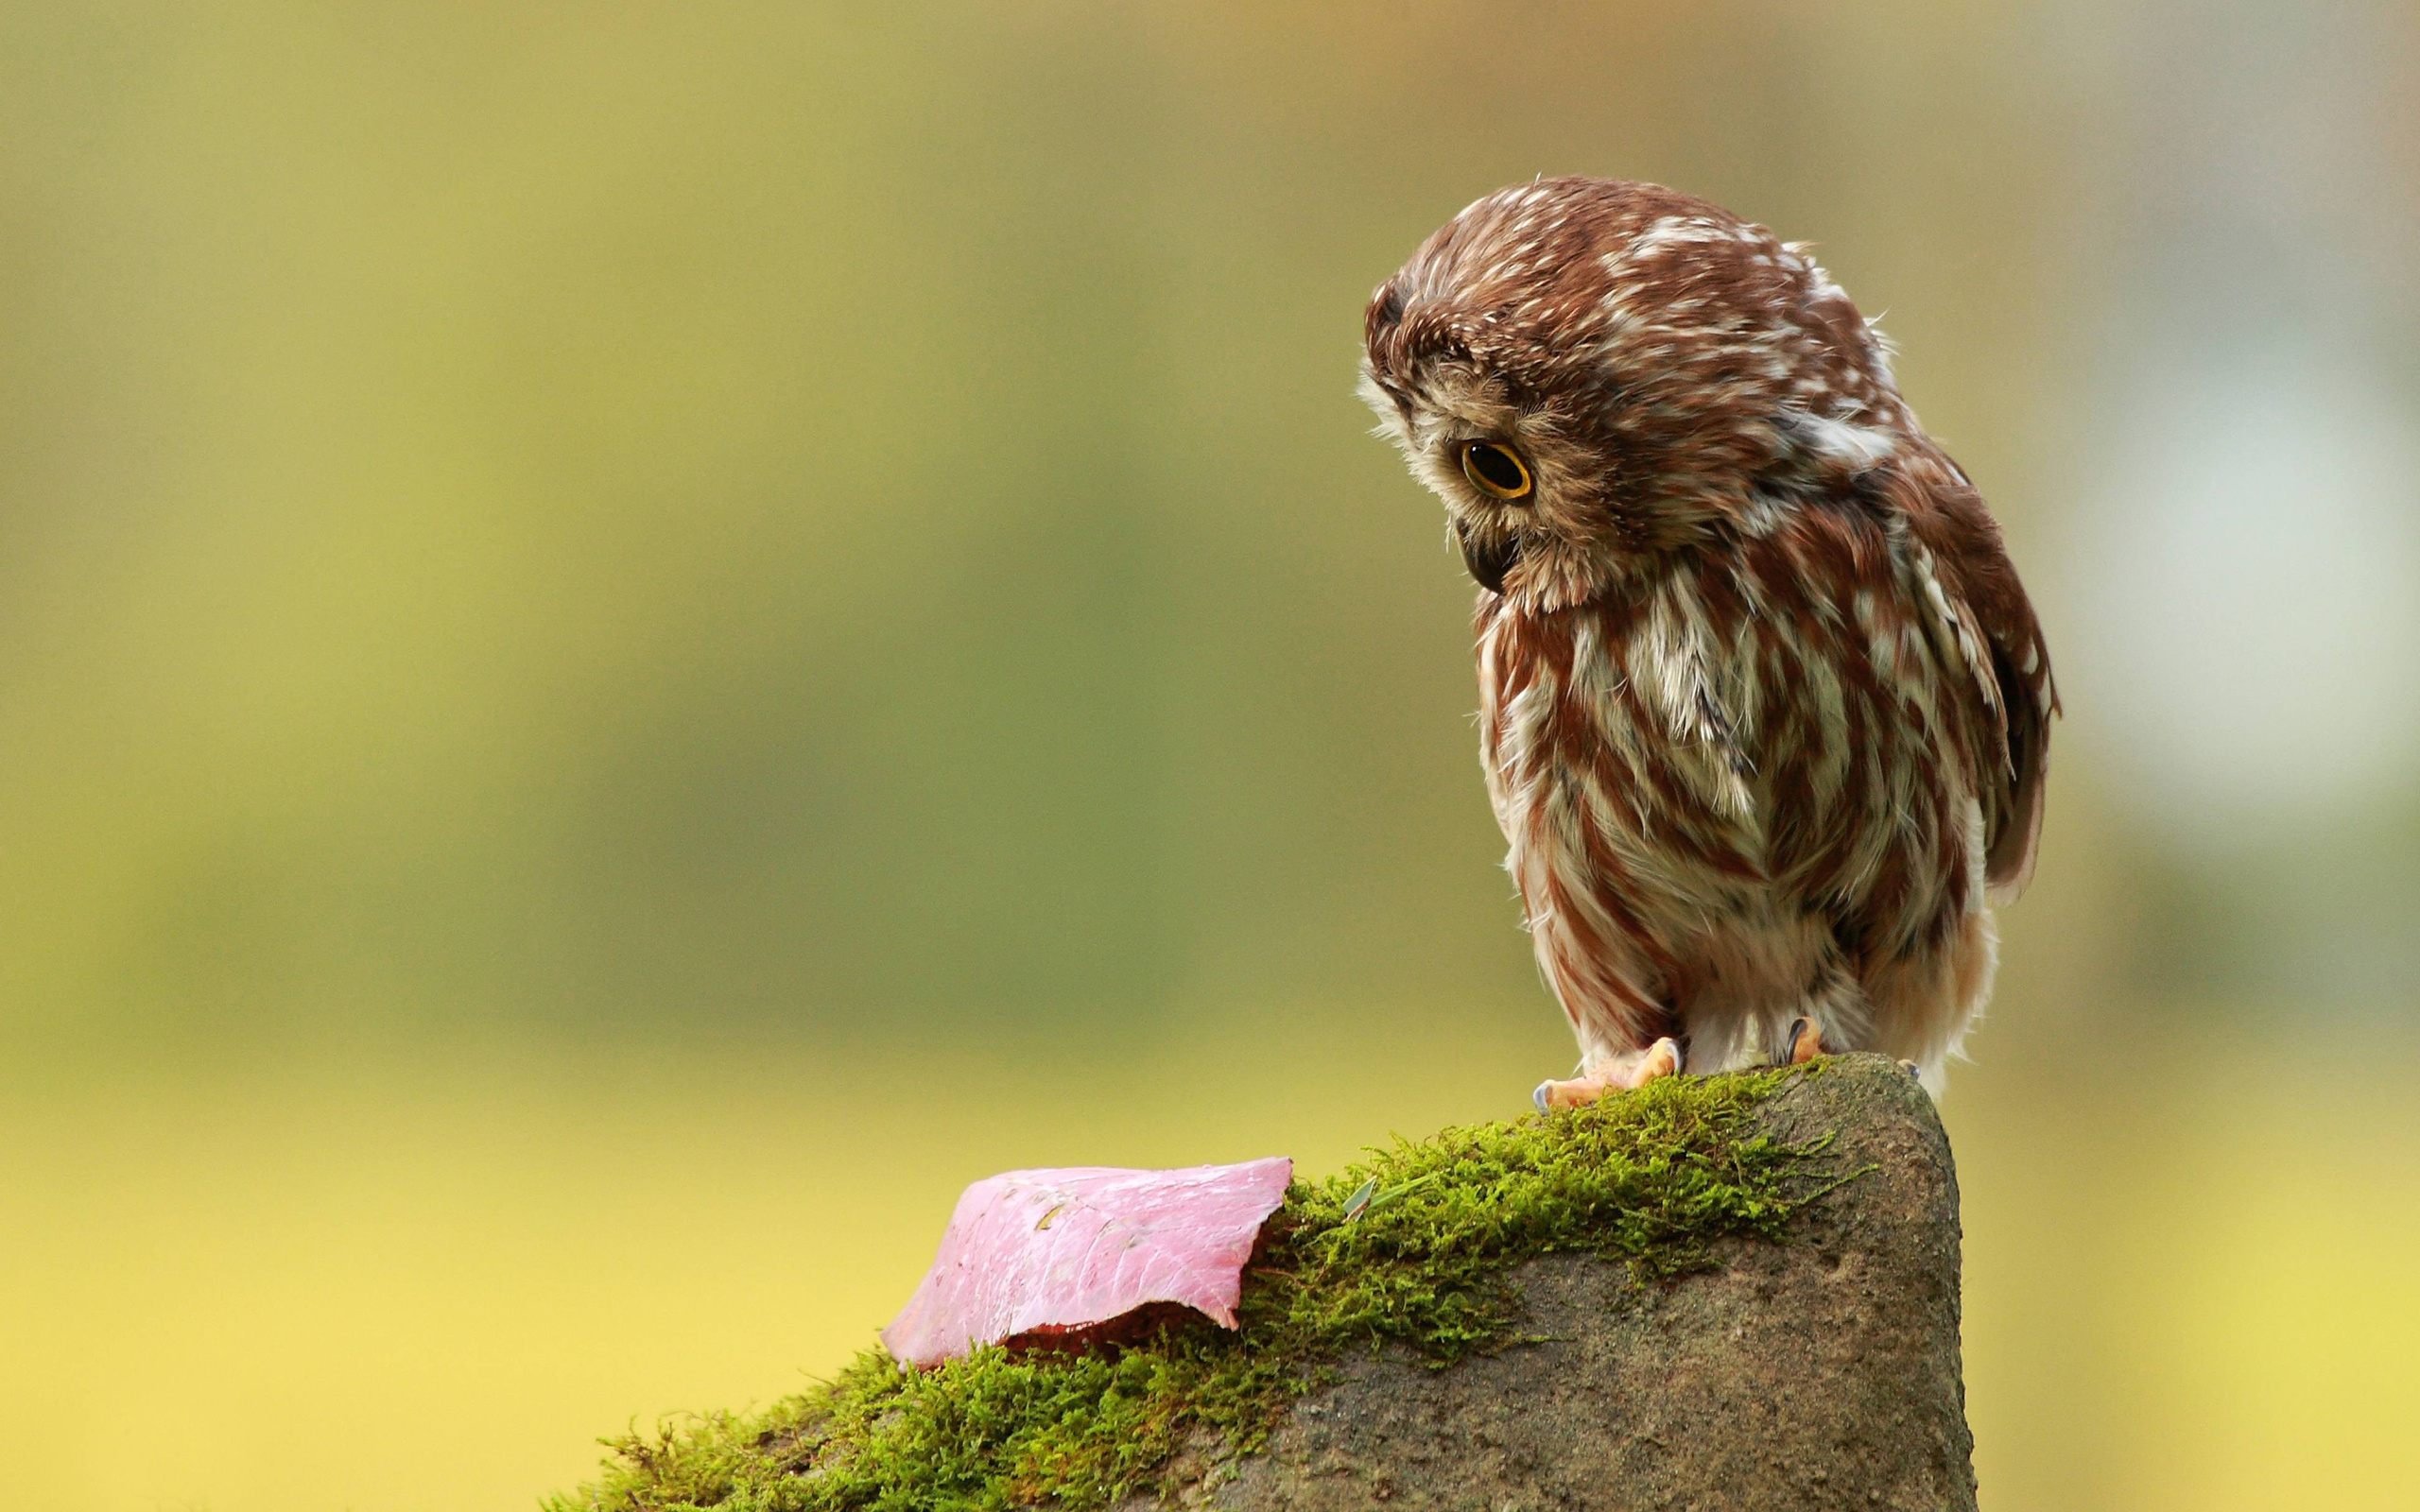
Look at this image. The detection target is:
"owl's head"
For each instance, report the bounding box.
[1360,177,1912,608]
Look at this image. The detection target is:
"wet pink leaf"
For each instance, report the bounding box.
[881,1157,1293,1369]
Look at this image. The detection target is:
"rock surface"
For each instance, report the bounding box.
[1141,1055,1976,1512]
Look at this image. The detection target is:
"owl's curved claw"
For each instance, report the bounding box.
[1785,1017,1824,1066]
[1533,1036,1682,1111]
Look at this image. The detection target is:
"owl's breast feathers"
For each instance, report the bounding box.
[1476,450,2054,1039]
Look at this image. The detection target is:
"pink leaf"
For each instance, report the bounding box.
[881,1157,1293,1369]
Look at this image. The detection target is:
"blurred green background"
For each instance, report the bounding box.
[5,4,2417,1508]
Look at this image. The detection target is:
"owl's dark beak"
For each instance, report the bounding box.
[1455,520,1520,594]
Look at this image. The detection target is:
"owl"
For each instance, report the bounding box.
[1360,178,2056,1106]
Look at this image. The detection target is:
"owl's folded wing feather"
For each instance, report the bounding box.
[1879,452,2060,903]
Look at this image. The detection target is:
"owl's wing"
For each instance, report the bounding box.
[1880,451,2060,903]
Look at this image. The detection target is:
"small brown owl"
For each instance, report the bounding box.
[1360,179,2056,1106]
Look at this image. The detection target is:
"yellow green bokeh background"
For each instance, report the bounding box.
[6,5,2417,1508]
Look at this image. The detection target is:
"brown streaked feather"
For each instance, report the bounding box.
[1877,450,2060,901]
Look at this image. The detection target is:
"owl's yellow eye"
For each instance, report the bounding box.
[1459,440,1533,501]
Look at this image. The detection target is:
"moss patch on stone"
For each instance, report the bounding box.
[550,1065,1845,1512]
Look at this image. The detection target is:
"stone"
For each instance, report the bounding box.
[1147,1056,1975,1512]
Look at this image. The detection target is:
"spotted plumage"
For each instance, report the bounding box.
[1360,178,2056,1100]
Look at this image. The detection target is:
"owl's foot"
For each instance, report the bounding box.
[1785,1017,1825,1066]
[1532,1037,1682,1112]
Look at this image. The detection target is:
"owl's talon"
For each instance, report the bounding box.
[1779,1017,1807,1066]
[1787,1018,1824,1065]
[1532,1036,1682,1111]
[1641,1035,1683,1082]
[1899,1058,1922,1079]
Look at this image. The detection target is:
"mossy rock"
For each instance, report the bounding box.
[552,1055,1974,1512]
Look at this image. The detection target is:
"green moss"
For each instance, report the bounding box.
[549,1065,1845,1512]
